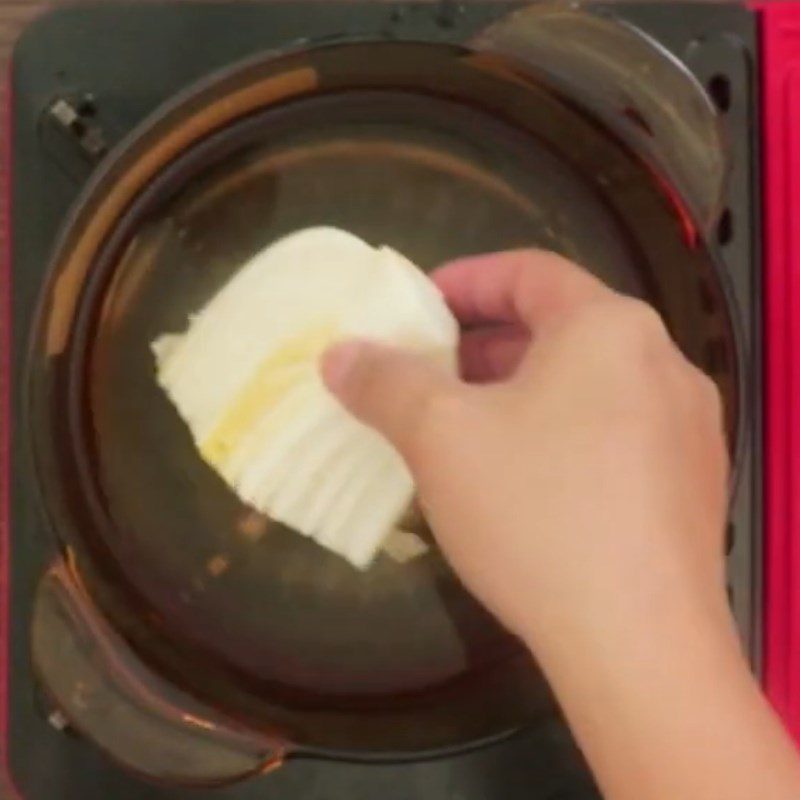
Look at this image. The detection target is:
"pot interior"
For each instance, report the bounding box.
[29,42,739,752]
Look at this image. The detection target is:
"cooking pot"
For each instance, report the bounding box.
[25,3,742,787]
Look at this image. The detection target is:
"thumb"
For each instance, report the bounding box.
[321,340,460,458]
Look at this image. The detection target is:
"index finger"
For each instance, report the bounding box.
[432,250,611,331]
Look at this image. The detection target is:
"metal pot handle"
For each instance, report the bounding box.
[470,1,729,237]
[31,557,287,787]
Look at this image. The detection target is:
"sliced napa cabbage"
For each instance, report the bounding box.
[153,227,457,569]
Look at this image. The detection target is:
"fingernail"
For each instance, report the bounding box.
[321,341,367,394]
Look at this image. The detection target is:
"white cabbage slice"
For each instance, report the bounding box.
[382,528,431,564]
[153,227,458,569]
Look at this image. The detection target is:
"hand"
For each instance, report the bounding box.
[323,250,728,643]
[322,250,800,800]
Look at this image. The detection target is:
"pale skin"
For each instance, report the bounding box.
[321,250,800,800]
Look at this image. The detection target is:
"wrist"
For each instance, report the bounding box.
[518,565,742,694]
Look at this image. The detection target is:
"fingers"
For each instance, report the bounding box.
[321,340,463,460]
[458,323,529,382]
[320,251,613,454]
[433,250,611,331]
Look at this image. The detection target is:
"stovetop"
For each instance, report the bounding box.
[4,3,759,798]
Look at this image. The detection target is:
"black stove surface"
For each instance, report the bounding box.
[6,3,758,798]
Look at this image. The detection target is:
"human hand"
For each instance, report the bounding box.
[322,250,729,648]
[322,250,800,800]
